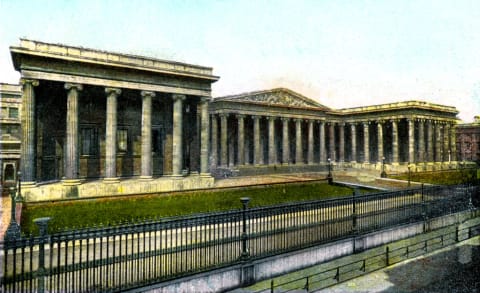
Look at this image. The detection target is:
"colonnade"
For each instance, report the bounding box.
[210,113,457,168]
[20,79,211,185]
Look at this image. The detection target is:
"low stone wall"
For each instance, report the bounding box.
[136,209,480,293]
[22,174,215,202]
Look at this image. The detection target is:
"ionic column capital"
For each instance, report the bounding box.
[294,118,303,123]
[105,87,122,97]
[266,116,277,121]
[251,115,261,121]
[20,78,39,87]
[65,83,83,91]
[199,96,211,103]
[141,90,156,98]
[219,113,229,118]
[281,117,290,122]
[236,113,246,119]
[172,93,186,102]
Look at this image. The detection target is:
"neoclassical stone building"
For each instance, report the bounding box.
[210,88,459,173]
[456,116,480,163]
[0,83,22,189]
[6,39,464,201]
[10,39,217,200]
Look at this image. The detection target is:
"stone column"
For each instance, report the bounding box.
[282,118,290,165]
[351,123,357,163]
[329,123,335,161]
[20,79,39,184]
[338,122,345,163]
[391,119,399,164]
[450,123,457,161]
[427,120,434,162]
[237,114,245,165]
[363,122,369,164]
[253,116,261,165]
[435,122,442,162]
[408,118,415,163]
[199,97,210,175]
[104,87,121,181]
[443,123,450,162]
[377,121,383,163]
[172,94,186,176]
[64,83,83,183]
[268,117,276,165]
[211,115,218,167]
[295,119,303,164]
[307,120,314,165]
[220,113,228,167]
[140,91,155,179]
[319,121,326,163]
[418,119,425,162]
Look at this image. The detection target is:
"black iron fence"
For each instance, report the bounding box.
[262,223,480,292]
[1,183,478,292]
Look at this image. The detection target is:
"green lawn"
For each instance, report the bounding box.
[389,169,478,185]
[21,181,371,235]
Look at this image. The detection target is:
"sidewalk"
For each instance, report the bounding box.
[318,236,480,293]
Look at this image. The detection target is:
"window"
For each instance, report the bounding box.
[8,107,18,119]
[117,129,128,152]
[81,128,98,155]
[0,107,7,118]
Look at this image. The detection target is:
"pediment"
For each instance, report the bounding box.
[217,88,329,109]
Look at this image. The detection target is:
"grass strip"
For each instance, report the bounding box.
[21,181,370,235]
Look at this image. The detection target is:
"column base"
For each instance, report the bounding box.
[20,181,37,189]
[62,179,81,186]
[103,177,120,184]
[200,172,213,178]
[139,176,153,181]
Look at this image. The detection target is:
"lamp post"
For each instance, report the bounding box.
[407,162,411,187]
[16,171,23,202]
[5,187,21,240]
[327,157,333,184]
[381,156,387,178]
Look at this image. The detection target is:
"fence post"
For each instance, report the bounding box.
[240,197,255,287]
[352,188,358,234]
[386,246,390,266]
[240,197,250,260]
[34,217,51,293]
[421,184,428,233]
[5,187,21,241]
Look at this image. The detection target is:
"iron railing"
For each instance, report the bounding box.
[1,183,478,292]
[262,223,480,292]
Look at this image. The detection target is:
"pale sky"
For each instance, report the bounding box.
[1,0,479,122]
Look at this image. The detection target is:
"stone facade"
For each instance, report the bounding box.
[4,39,469,201]
[9,39,218,201]
[456,116,480,164]
[210,88,460,173]
[0,83,22,191]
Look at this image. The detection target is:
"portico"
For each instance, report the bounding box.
[11,39,218,200]
[210,89,459,174]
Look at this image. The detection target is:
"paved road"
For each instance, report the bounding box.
[318,236,480,293]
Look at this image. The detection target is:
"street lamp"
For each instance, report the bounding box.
[5,187,21,240]
[407,162,411,187]
[381,156,387,178]
[327,157,333,184]
[16,171,22,202]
